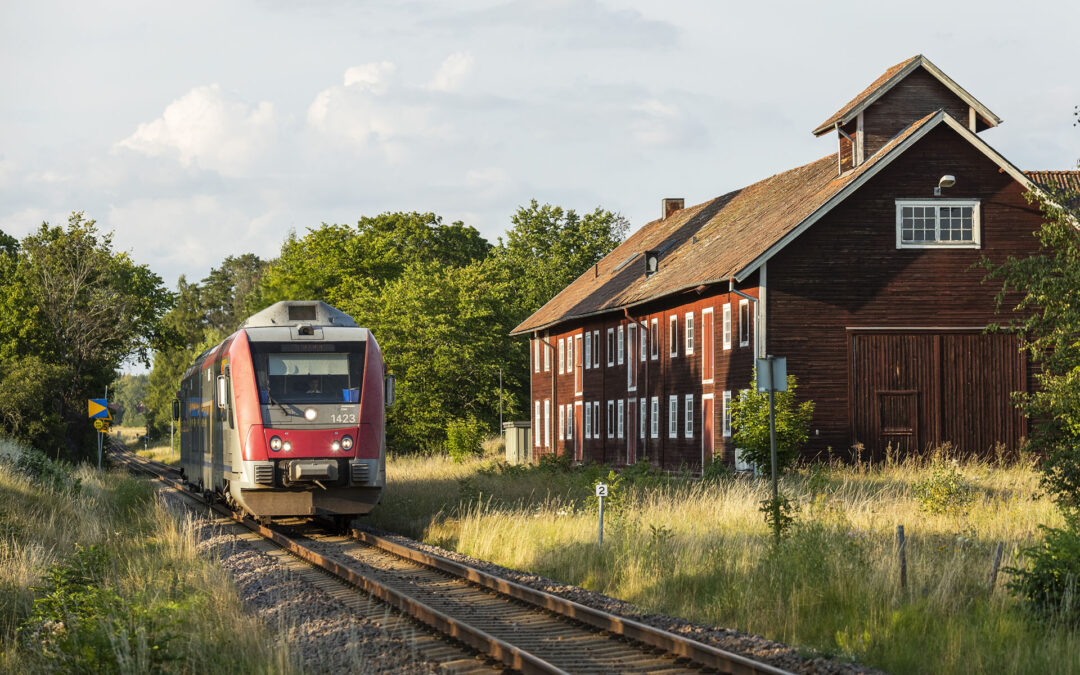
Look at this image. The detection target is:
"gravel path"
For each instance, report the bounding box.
[354,523,887,675]
[158,490,439,674]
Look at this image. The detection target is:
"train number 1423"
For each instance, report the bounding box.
[331,413,357,424]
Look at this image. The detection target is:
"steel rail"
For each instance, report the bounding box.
[114,447,793,675]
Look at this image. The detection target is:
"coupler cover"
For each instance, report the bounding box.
[286,460,339,482]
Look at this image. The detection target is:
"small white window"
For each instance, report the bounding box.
[534,339,540,372]
[650,397,659,438]
[584,331,591,370]
[544,399,552,447]
[567,405,574,440]
[650,319,659,360]
[685,394,694,438]
[627,324,637,390]
[669,316,678,357]
[722,391,732,437]
[593,401,600,437]
[722,303,732,350]
[558,338,565,375]
[668,395,678,438]
[585,402,592,439]
[567,337,573,376]
[640,322,648,361]
[544,332,551,371]
[534,400,541,446]
[639,398,646,439]
[685,313,694,355]
[896,200,980,248]
[607,328,614,367]
[739,299,750,348]
[558,405,565,440]
[593,331,600,367]
[607,400,614,438]
[617,325,624,365]
[617,399,624,438]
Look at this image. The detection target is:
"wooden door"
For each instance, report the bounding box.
[627,399,636,465]
[702,396,714,469]
[574,401,583,461]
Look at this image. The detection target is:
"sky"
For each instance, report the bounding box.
[2,0,1078,291]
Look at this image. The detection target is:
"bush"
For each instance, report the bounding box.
[14,447,81,495]
[729,371,814,474]
[912,461,975,514]
[1008,525,1080,623]
[446,417,486,462]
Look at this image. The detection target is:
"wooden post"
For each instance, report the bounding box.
[988,542,1004,594]
[897,525,907,591]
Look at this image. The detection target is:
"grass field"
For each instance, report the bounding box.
[366,446,1080,674]
[0,436,294,673]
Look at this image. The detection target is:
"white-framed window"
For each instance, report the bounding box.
[739,299,750,348]
[668,395,678,438]
[592,401,600,437]
[640,321,648,362]
[896,200,980,248]
[617,399,624,438]
[534,400,540,446]
[607,400,614,438]
[685,313,694,355]
[702,307,714,383]
[544,332,551,371]
[722,303,732,350]
[593,331,600,368]
[607,328,614,367]
[685,394,694,438]
[566,404,573,440]
[722,391,732,437]
[650,319,659,360]
[584,331,591,370]
[650,397,659,438]
[558,338,565,375]
[585,402,592,439]
[617,325,624,365]
[534,339,540,372]
[669,316,678,357]
[627,324,637,391]
[639,398,646,439]
[574,334,582,394]
[558,405,565,440]
[544,399,550,447]
[567,336,573,376]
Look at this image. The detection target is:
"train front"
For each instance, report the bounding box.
[227,301,387,519]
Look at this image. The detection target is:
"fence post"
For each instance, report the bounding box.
[897,525,907,591]
[988,542,1005,594]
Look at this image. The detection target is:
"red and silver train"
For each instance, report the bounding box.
[174,301,392,523]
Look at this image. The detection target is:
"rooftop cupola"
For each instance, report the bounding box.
[814,55,1001,174]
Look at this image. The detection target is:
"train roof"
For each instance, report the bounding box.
[240,301,358,329]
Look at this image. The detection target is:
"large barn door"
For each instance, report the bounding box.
[849,330,1025,457]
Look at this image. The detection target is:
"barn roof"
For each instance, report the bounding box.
[511,110,1039,336]
[811,55,1001,136]
[1025,170,1080,193]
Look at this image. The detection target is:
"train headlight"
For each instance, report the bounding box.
[331,440,341,452]
[304,408,317,421]
[341,435,353,450]
[282,441,293,452]
[270,436,283,451]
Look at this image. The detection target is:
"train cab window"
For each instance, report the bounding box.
[251,342,366,405]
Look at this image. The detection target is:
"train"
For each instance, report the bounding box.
[173,301,392,525]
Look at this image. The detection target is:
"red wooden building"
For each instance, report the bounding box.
[511,55,1079,471]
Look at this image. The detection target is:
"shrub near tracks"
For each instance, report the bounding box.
[0,437,293,673]
[371,451,1080,675]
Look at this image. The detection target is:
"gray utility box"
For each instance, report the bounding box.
[502,421,532,465]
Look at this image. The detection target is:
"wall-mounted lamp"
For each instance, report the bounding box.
[934,174,956,196]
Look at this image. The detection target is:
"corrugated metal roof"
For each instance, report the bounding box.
[511,112,940,336]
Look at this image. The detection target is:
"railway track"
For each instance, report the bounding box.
[113,447,793,675]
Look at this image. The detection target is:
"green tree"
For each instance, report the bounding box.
[110,373,150,427]
[729,372,815,474]
[0,213,171,460]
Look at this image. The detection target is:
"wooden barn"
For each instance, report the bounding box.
[511,55,1080,471]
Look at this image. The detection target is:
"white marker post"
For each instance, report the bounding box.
[595,483,608,547]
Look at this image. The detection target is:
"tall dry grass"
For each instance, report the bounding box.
[0,436,295,673]
[368,449,1080,674]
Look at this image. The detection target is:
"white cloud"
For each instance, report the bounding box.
[115,85,277,177]
[307,62,452,161]
[427,52,475,92]
[628,99,702,147]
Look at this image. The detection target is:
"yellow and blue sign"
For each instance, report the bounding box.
[88,398,111,420]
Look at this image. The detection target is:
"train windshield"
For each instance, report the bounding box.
[251,342,366,404]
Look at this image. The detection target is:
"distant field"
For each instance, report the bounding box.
[113,425,179,465]
[366,449,1079,675]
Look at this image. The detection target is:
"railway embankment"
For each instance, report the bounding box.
[365,449,1080,675]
